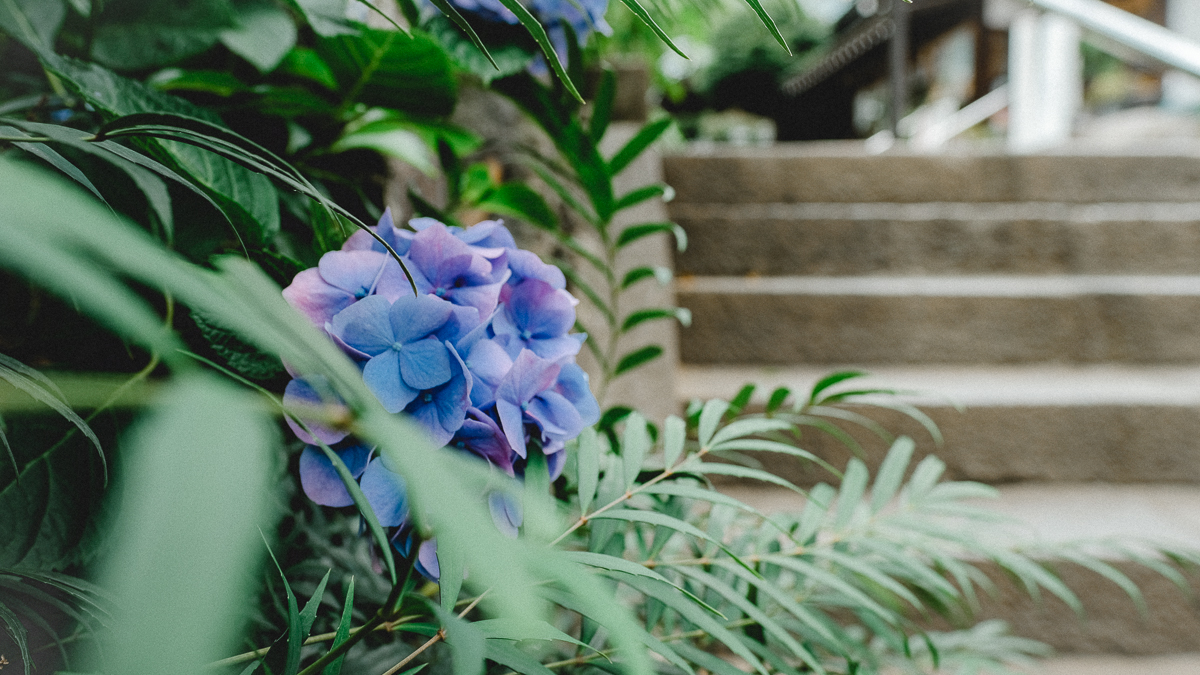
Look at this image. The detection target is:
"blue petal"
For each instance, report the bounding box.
[496,398,527,458]
[416,539,441,581]
[399,338,452,390]
[488,492,523,538]
[389,294,454,344]
[527,390,583,441]
[363,350,418,413]
[330,295,395,355]
[299,445,369,507]
[284,377,350,445]
[359,458,409,527]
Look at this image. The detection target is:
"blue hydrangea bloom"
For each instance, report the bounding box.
[493,278,584,361]
[299,444,372,507]
[494,349,584,459]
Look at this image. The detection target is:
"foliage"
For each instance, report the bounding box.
[1,3,1198,675]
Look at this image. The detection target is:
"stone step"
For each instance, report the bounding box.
[679,364,1200,484]
[720,482,1200,654]
[670,202,1200,276]
[677,276,1200,365]
[663,143,1200,205]
[1024,654,1200,674]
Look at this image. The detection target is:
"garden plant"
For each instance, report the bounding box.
[1,2,1197,675]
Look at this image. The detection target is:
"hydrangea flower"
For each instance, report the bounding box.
[281,213,599,579]
[429,0,611,72]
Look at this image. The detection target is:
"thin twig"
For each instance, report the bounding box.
[379,591,489,675]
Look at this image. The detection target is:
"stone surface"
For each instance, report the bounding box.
[1023,654,1200,674]
[663,142,1200,205]
[677,276,1200,365]
[671,202,1200,276]
[680,365,1200,484]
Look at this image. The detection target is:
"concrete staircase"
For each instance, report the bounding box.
[662,142,1200,669]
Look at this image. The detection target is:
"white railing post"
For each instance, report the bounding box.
[1008,9,1082,153]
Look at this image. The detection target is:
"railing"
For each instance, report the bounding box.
[912,0,1200,152]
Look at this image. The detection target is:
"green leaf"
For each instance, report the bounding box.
[589,69,615,144]
[485,639,557,675]
[662,415,685,468]
[0,0,65,52]
[0,599,31,675]
[278,47,339,89]
[871,437,915,513]
[620,307,690,333]
[41,54,279,244]
[90,0,237,70]
[613,345,662,377]
[618,575,768,675]
[622,411,650,491]
[621,265,671,290]
[565,551,723,617]
[740,0,790,54]
[477,183,558,231]
[424,14,532,82]
[5,121,174,240]
[474,618,594,651]
[697,399,729,448]
[613,0,686,59]
[297,570,331,652]
[321,577,354,675]
[607,118,671,176]
[192,310,285,380]
[0,125,107,204]
[99,375,276,674]
[617,222,687,252]
[615,184,669,212]
[808,370,867,404]
[492,0,581,102]
[576,426,599,514]
[707,418,793,448]
[425,0,498,70]
[674,566,824,673]
[765,387,791,414]
[333,126,435,174]
[285,0,357,36]
[834,459,869,530]
[318,28,456,116]
[432,603,486,675]
[219,0,299,72]
[688,461,807,495]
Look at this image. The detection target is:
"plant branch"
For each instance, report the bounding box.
[379,591,489,675]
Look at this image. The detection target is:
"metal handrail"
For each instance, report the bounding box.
[1029,0,1200,77]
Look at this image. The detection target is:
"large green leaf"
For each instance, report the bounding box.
[220,0,298,72]
[90,0,237,70]
[100,375,276,674]
[318,27,456,116]
[423,15,532,82]
[40,54,280,245]
[0,0,65,52]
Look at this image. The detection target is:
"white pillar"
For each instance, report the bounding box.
[1163,0,1200,110]
[1008,9,1082,152]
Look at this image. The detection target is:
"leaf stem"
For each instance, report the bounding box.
[378,590,489,675]
[0,135,53,142]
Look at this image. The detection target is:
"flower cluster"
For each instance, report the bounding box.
[282,212,599,574]
[436,0,612,72]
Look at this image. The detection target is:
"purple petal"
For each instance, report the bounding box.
[299,445,371,507]
[445,280,505,318]
[509,280,576,338]
[282,268,354,328]
[388,294,454,345]
[364,350,418,413]
[464,339,513,407]
[459,219,516,249]
[330,295,395,355]
[546,447,566,481]
[507,249,566,289]
[527,335,583,362]
[318,250,390,295]
[451,409,514,473]
[360,458,409,526]
[496,349,560,406]
[399,338,452,390]
[284,377,350,445]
